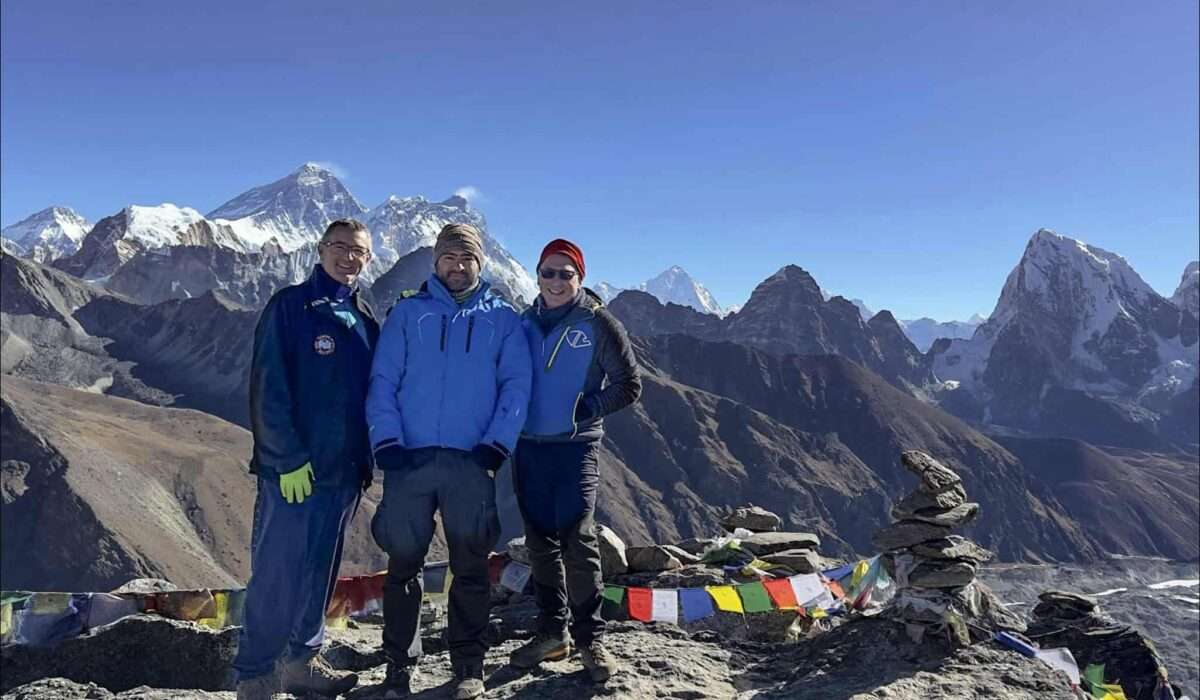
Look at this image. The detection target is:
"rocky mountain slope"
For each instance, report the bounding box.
[0,376,386,592]
[930,230,1198,449]
[609,265,930,389]
[0,207,91,263]
[596,334,1198,561]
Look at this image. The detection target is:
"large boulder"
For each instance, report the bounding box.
[871,521,953,552]
[597,524,628,577]
[625,545,683,573]
[761,549,822,574]
[719,505,782,533]
[739,532,821,557]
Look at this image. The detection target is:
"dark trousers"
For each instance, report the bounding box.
[233,477,360,681]
[513,439,604,646]
[371,449,500,669]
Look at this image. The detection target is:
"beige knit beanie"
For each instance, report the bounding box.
[434,223,485,268]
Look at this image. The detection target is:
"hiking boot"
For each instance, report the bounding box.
[280,654,358,697]
[452,662,485,700]
[579,639,618,683]
[509,633,571,668]
[376,662,419,698]
[236,674,279,700]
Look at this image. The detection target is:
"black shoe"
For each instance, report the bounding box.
[378,662,418,699]
[452,662,485,700]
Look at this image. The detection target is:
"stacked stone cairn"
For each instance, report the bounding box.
[872,450,1022,645]
[1027,591,1182,700]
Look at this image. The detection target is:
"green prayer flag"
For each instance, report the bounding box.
[602,586,625,605]
[736,582,773,613]
[1084,663,1106,691]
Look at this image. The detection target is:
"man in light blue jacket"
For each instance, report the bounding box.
[365,223,531,700]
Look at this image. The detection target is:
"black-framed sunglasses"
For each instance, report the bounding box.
[539,268,577,281]
[322,241,371,261]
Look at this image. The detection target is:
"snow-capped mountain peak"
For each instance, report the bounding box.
[639,266,724,316]
[207,163,367,251]
[1,206,92,263]
[931,228,1197,435]
[123,204,207,249]
[365,193,536,301]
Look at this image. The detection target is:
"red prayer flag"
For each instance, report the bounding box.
[627,587,653,622]
[825,579,845,599]
[763,579,798,609]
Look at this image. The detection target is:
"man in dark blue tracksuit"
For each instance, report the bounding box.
[366,223,531,700]
[509,239,641,683]
[233,220,380,699]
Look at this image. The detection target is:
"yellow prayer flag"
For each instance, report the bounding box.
[198,591,229,629]
[705,586,744,613]
[1,603,11,638]
[851,559,870,587]
[1097,687,1128,700]
[810,606,828,619]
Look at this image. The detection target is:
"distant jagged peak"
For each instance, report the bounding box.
[439,194,470,210]
[747,264,825,306]
[1173,260,1199,316]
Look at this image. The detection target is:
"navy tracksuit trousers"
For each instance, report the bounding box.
[513,439,605,645]
[232,478,360,681]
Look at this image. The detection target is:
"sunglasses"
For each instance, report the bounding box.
[539,267,578,281]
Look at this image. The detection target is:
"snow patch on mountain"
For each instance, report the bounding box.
[594,268,724,315]
[124,204,208,249]
[1,206,92,262]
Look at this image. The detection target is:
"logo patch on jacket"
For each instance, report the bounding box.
[565,329,592,349]
[314,334,336,355]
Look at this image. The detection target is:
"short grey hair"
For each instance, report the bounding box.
[320,218,369,242]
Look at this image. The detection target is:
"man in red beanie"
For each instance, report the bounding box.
[508,239,641,683]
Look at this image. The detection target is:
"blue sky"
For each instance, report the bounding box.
[2,2,1197,319]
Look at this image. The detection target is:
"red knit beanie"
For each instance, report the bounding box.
[538,238,586,279]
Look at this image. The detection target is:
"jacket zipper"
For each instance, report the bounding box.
[465,316,476,353]
[545,324,572,371]
[439,315,447,352]
[569,392,584,439]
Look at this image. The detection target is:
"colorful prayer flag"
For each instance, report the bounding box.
[788,574,826,607]
[706,585,744,613]
[627,588,653,622]
[651,589,678,623]
[850,559,870,588]
[679,588,715,622]
[602,586,625,605]
[763,579,798,609]
[500,562,532,593]
[736,582,774,613]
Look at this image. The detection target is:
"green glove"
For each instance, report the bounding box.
[279,463,314,504]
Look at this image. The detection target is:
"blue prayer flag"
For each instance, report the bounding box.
[679,588,715,623]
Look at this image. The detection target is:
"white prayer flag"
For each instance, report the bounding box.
[500,562,531,593]
[1034,647,1080,686]
[788,574,827,607]
[651,589,678,623]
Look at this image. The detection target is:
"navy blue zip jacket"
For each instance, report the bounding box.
[249,265,380,487]
[365,274,532,455]
[521,289,641,441]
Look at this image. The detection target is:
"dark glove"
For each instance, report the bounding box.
[471,443,507,474]
[374,443,410,471]
[574,397,597,423]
